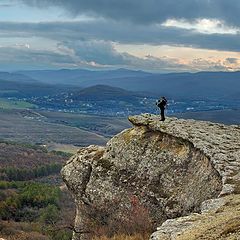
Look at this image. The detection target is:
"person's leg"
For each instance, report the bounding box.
[160,108,165,121]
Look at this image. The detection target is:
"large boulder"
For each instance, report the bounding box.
[61,114,240,240]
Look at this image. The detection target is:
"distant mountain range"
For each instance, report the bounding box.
[0,72,36,83]
[0,72,75,97]
[17,68,150,86]
[0,68,239,101]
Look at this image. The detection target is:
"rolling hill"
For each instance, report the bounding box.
[0,72,75,97]
[15,69,240,101]
[63,85,147,101]
[29,85,154,116]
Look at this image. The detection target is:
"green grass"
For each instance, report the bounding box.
[0,98,36,109]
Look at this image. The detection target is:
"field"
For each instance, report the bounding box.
[36,110,131,137]
[0,108,238,152]
[0,98,36,110]
[0,109,111,148]
[46,143,80,154]
[173,109,240,125]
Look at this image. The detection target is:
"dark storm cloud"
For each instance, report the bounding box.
[21,0,240,26]
[1,20,240,52]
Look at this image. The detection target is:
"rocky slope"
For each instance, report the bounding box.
[151,194,240,240]
[61,114,240,240]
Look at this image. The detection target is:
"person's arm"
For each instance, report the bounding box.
[164,100,167,109]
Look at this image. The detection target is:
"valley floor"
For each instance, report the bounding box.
[173,109,240,125]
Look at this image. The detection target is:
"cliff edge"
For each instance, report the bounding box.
[61,114,240,240]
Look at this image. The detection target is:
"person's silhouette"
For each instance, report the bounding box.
[156,97,167,121]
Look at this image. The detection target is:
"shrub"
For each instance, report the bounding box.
[39,205,60,225]
[83,195,153,239]
[20,183,61,208]
[6,231,49,240]
[0,182,61,221]
[0,164,62,181]
[92,233,150,240]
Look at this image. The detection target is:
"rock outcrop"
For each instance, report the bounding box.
[61,114,240,240]
[151,194,240,240]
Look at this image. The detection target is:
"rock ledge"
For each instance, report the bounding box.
[129,114,240,196]
[61,114,240,240]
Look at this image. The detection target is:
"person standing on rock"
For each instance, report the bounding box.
[156,97,167,121]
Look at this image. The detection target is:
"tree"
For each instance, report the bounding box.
[39,205,60,225]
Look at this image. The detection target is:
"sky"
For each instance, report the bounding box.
[0,0,240,72]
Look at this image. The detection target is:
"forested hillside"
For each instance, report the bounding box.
[0,141,75,240]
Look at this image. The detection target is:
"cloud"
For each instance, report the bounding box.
[0,41,191,71]
[1,20,240,53]
[62,40,226,72]
[1,1,238,72]
[190,58,228,71]
[60,40,126,66]
[0,40,238,72]
[0,42,127,70]
[225,57,239,64]
[57,40,188,71]
[122,54,188,72]
[223,57,240,70]
[0,46,77,69]
[15,43,30,49]
[162,18,240,35]
[20,0,240,27]
[0,4,13,7]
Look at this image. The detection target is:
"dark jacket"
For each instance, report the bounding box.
[156,99,167,109]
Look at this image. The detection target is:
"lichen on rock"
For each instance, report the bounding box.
[61,114,240,240]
